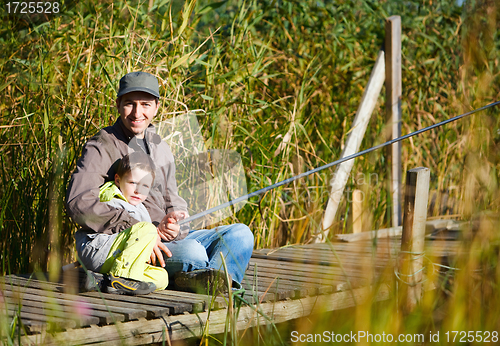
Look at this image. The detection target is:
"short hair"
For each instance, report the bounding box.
[116,151,156,181]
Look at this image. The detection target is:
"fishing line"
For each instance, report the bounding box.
[178,101,500,225]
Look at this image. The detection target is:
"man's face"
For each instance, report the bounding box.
[116,91,159,138]
[115,168,153,206]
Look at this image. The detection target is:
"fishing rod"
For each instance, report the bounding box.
[178,101,500,226]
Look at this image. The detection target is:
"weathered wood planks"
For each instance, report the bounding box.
[0,235,460,344]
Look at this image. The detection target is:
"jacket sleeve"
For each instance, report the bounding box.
[66,138,140,234]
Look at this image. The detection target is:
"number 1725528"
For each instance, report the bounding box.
[445,331,498,343]
[6,2,60,15]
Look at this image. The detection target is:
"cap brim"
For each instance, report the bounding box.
[117,86,160,98]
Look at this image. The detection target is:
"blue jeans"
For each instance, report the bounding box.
[162,223,253,285]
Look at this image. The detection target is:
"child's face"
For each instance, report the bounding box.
[115,168,153,206]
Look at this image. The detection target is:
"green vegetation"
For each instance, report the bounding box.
[1,0,500,344]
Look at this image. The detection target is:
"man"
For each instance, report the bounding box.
[67,71,254,292]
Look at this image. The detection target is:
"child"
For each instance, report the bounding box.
[75,152,169,295]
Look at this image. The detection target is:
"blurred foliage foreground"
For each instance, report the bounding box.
[0,0,499,282]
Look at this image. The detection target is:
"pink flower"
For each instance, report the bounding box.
[74,299,91,317]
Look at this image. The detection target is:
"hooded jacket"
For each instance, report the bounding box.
[99,181,151,223]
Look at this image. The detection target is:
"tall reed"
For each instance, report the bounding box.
[1,0,497,273]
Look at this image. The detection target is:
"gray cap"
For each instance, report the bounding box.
[117,72,160,98]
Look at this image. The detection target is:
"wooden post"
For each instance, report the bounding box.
[385,16,402,228]
[399,167,430,314]
[317,50,385,242]
[352,190,363,234]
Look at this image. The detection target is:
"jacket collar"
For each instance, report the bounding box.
[113,117,162,146]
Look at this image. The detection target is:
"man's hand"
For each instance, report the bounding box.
[157,211,189,241]
[149,234,171,267]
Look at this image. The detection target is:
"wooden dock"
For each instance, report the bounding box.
[1,228,461,345]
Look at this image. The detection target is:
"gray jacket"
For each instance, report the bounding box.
[66,118,188,239]
[105,199,151,223]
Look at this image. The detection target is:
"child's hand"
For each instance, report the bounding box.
[149,234,172,267]
[157,216,180,241]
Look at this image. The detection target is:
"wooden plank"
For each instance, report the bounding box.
[319,50,385,242]
[352,189,363,234]
[14,320,46,334]
[253,245,396,260]
[254,240,400,255]
[240,272,301,301]
[3,301,73,325]
[3,273,224,313]
[249,257,371,281]
[5,308,75,333]
[399,167,430,313]
[332,220,464,243]
[425,241,462,255]
[251,248,395,268]
[252,240,459,262]
[301,238,402,249]
[3,289,125,325]
[241,279,294,301]
[247,259,373,291]
[21,285,391,345]
[243,275,316,298]
[241,281,294,302]
[0,275,61,291]
[148,292,202,313]
[3,289,99,327]
[246,259,374,293]
[4,274,228,315]
[5,238,460,342]
[1,284,140,324]
[250,254,393,280]
[425,219,465,232]
[5,305,77,331]
[242,272,329,298]
[335,226,402,242]
[246,261,352,290]
[155,290,226,310]
[240,284,291,303]
[81,292,173,317]
[385,15,402,227]
[253,250,396,264]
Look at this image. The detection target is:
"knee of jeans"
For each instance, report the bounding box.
[171,239,209,265]
[227,224,254,252]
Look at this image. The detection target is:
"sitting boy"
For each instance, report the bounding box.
[75,152,169,295]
